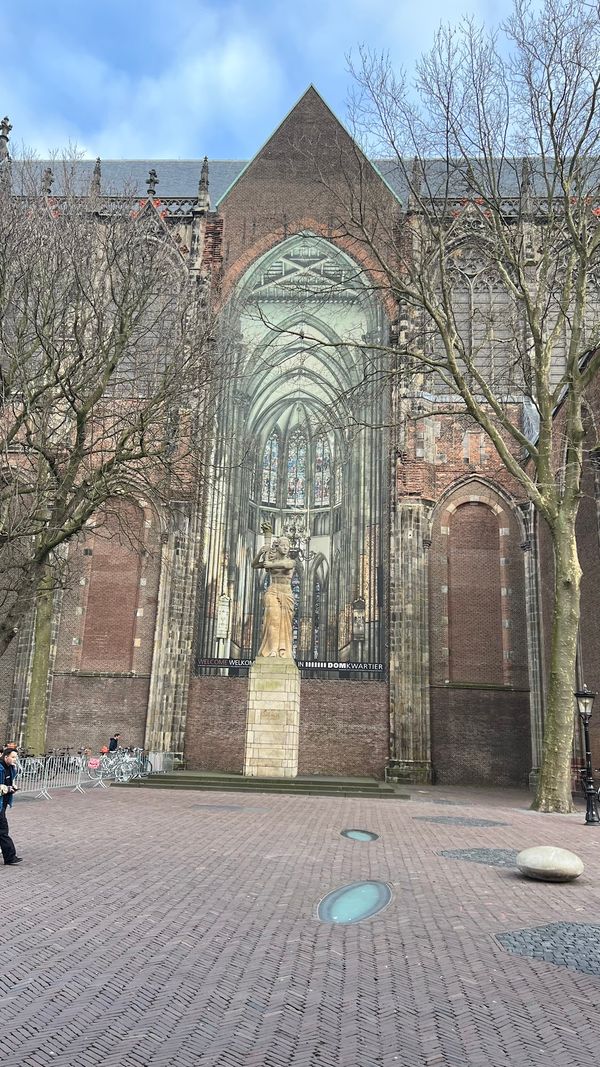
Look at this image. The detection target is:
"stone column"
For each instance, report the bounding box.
[145,503,201,762]
[520,503,545,785]
[387,498,433,783]
[244,658,300,778]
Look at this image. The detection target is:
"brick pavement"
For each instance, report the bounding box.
[2,784,600,1067]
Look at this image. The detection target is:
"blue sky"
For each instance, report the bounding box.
[3,0,514,160]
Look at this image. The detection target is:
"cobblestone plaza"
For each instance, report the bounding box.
[3,785,600,1066]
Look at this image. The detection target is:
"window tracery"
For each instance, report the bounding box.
[261,431,279,504]
[314,437,331,506]
[286,430,306,507]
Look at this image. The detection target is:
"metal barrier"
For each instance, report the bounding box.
[15,748,154,800]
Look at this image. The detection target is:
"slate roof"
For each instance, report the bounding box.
[7,156,568,206]
[9,159,247,203]
[7,157,471,204]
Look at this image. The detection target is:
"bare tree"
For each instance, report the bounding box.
[326,0,600,812]
[0,153,219,750]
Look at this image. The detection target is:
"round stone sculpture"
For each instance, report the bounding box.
[516,845,584,882]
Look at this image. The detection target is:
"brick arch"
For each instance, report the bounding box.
[447,501,504,684]
[216,219,396,318]
[428,477,531,786]
[79,499,147,673]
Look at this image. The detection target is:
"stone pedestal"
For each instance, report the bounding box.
[244,658,300,778]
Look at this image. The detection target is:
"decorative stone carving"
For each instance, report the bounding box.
[516,846,584,882]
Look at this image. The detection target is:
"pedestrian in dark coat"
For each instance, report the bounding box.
[0,748,22,865]
[108,733,120,753]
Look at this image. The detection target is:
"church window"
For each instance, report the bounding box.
[261,431,279,504]
[286,430,306,507]
[314,437,331,506]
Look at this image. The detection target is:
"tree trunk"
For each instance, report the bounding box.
[532,519,581,813]
[24,568,54,755]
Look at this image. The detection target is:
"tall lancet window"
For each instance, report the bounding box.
[286,430,306,507]
[334,459,342,506]
[261,431,279,504]
[314,437,331,506]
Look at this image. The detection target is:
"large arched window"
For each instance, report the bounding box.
[286,430,307,507]
[314,436,331,506]
[261,431,279,504]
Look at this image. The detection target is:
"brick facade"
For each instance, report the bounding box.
[1,88,598,789]
[186,676,389,778]
[430,685,531,786]
[46,675,151,753]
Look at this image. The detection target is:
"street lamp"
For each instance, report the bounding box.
[575,684,600,825]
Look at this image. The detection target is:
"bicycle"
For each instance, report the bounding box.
[113,749,152,782]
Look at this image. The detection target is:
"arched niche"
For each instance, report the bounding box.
[197,232,389,673]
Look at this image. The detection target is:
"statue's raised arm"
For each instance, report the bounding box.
[252,521,272,569]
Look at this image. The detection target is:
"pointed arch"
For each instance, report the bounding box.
[314,436,332,506]
[286,428,307,507]
[261,429,279,505]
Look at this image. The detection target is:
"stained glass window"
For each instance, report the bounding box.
[314,437,331,506]
[286,430,306,507]
[261,431,279,504]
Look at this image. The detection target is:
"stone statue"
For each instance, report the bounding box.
[252,521,295,658]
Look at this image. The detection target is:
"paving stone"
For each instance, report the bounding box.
[497,922,600,977]
[413,815,510,827]
[438,848,519,868]
[1,787,598,1067]
[189,803,256,811]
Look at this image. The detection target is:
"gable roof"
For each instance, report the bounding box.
[215,85,400,207]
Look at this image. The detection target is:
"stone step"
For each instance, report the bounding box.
[113,773,409,799]
[154,776,394,791]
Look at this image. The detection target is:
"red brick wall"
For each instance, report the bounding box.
[217,88,398,303]
[0,641,18,745]
[428,479,529,691]
[186,675,389,778]
[80,505,143,672]
[186,676,247,773]
[47,675,150,752]
[448,503,504,683]
[53,498,162,678]
[430,685,531,786]
[297,680,388,777]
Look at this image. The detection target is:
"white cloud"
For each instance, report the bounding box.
[0,0,517,159]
